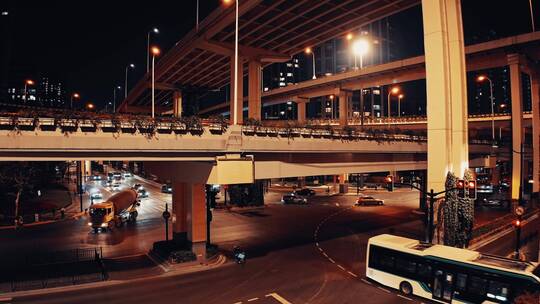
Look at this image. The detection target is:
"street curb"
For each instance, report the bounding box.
[0,211,85,230]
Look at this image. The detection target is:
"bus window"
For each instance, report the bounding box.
[468,276,487,296]
[395,257,416,275]
[456,273,467,291]
[487,281,510,302]
[443,273,454,301]
[416,262,432,279]
[380,255,395,270]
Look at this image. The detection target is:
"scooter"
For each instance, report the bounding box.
[233,246,246,265]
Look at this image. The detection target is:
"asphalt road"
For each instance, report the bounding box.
[3,181,428,303]
[2,179,533,304]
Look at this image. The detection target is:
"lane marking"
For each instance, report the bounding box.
[397,295,413,301]
[146,253,168,272]
[247,298,259,302]
[266,293,292,304]
[337,264,346,271]
[377,287,391,293]
[361,278,372,285]
[233,302,243,304]
[348,271,359,278]
[328,258,336,264]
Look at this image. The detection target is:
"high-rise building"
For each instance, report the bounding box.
[38,77,65,108]
[6,76,65,108]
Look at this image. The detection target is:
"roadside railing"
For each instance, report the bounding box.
[0,247,107,292]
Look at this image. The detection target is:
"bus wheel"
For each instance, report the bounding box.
[399,281,413,295]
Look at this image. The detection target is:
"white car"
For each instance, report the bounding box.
[90,192,103,200]
[111,182,121,191]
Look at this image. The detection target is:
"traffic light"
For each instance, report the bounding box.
[467,180,477,200]
[385,175,394,192]
[457,180,466,199]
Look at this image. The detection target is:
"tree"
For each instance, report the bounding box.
[0,163,39,221]
[442,170,475,248]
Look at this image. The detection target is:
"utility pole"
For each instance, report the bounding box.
[162,204,171,242]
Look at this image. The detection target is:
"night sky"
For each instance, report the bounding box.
[1,0,538,110]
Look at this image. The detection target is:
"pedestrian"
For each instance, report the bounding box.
[326,186,330,195]
[60,207,66,219]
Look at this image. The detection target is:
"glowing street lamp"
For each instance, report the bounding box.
[151,46,161,118]
[477,75,496,146]
[147,27,160,73]
[71,93,80,109]
[305,47,316,80]
[86,103,95,111]
[387,87,400,125]
[23,79,35,102]
[352,39,369,70]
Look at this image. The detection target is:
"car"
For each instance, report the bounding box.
[482,198,510,209]
[161,184,173,194]
[92,174,102,181]
[111,182,121,191]
[102,179,112,187]
[477,183,494,194]
[123,172,133,178]
[294,188,316,196]
[113,172,123,180]
[281,193,308,204]
[137,188,149,198]
[132,184,144,191]
[90,192,103,200]
[355,196,384,206]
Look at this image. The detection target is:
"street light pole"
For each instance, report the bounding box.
[113,86,120,113]
[398,94,404,117]
[477,75,497,146]
[147,28,159,74]
[233,0,239,125]
[530,0,536,32]
[196,0,200,32]
[151,46,161,119]
[125,64,135,99]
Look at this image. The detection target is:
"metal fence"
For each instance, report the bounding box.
[0,247,107,292]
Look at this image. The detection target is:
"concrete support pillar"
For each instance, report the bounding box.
[248,60,262,120]
[339,91,349,126]
[509,54,524,201]
[295,97,308,124]
[172,182,188,242]
[230,56,244,125]
[172,182,207,259]
[173,91,182,118]
[531,76,540,194]
[82,161,91,180]
[422,0,469,192]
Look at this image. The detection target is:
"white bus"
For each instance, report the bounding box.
[366,234,540,303]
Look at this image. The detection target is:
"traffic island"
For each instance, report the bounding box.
[151,240,219,265]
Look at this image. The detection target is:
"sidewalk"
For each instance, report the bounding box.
[0,182,87,230]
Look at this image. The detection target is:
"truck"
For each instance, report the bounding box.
[88,189,140,232]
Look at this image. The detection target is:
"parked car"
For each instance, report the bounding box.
[294,188,316,196]
[90,192,103,200]
[281,193,308,204]
[355,196,384,206]
[161,184,173,194]
[482,198,510,209]
[137,188,149,198]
